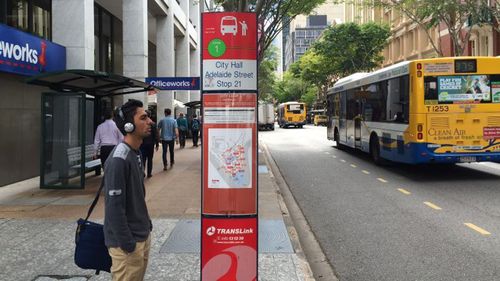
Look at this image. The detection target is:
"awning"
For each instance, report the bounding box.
[173,99,185,108]
[184,100,201,108]
[25,69,157,97]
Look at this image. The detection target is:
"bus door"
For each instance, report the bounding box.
[354,100,362,148]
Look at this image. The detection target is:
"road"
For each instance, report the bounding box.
[260,124,500,281]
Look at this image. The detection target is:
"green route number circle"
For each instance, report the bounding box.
[208,39,226,58]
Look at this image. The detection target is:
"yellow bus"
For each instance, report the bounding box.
[326,57,500,164]
[278,101,306,128]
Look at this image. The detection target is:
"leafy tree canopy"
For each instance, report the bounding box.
[258,45,279,102]
[212,0,327,61]
[291,22,390,92]
[367,0,500,56]
[273,72,318,107]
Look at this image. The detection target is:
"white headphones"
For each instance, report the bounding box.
[118,107,135,133]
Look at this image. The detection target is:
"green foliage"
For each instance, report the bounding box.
[275,22,390,107]
[258,46,278,102]
[369,0,500,56]
[273,72,318,107]
[213,0,326,61]
[313,22,391,78]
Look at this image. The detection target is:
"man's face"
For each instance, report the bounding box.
[133,107,153,138]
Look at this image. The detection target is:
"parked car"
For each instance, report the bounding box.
[314,114,328,126]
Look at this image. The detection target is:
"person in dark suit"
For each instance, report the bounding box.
[140,110,159,178]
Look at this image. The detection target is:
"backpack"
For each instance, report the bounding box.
[192,119,200,130]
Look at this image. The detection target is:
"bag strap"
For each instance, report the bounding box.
[84,177,105,222]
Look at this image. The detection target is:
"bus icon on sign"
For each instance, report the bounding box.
[221,16,238,35]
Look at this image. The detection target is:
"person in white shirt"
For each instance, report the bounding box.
[94,109,124,168]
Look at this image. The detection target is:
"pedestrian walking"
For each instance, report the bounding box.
[93,109,123,169]
[191,114,201,147]
[104,99,153,281]
[177,112,188,148]
[140,110,159,178]
[157,108,178,170]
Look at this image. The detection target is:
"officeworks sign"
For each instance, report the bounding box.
[0,24,66,76]
[145,77,200,90]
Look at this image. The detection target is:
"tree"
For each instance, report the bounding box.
[213,0,327,61]
[367,0,500,56]
[273,72,318,105]
[293,22,390,90]
[258,45,279,102]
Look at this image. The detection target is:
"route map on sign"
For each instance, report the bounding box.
[208,128,252,189]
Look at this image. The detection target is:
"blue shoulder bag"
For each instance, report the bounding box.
[74,178,112,274]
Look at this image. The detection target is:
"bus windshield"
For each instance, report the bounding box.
[287,104,304,113]
[425,74,500,104]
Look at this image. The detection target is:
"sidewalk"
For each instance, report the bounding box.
[0,141,315,281]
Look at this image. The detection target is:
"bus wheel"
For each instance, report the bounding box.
[299,125,303,128]
[334,128,343,149]
[370,135,387,165]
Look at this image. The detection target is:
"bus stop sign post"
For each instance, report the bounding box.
[201,12,258,281]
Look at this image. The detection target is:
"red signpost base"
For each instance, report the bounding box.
[201,217,257,281]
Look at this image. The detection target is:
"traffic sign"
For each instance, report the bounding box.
[202,12,257,91]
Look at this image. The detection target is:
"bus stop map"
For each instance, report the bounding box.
[208,128,252,189]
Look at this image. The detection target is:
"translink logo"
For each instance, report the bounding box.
[0,41,39,64]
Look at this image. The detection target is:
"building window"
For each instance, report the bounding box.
[94,4,122,73]
[32,0,50,39]
[2,0,51,40]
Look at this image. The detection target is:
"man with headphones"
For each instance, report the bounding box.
[103,99,153,281]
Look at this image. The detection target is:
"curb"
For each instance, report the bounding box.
[261,143,339,281]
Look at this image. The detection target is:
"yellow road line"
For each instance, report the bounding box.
[464,223,491,235]
[362,170,370,174]
[424,201,442,210]
[340,159,346,163]
[350,164,357,168]
[397,188,411,195]
[377,178,387,183]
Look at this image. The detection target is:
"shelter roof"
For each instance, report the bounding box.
[26,69,156,96]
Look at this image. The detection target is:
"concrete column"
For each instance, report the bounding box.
[156,12,175,120]
[121,0,148,106]
[52,0,94,69]
[176,36,190,107]
[175,0,191,115]
[190,0,200,103]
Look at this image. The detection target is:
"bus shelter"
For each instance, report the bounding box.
[26,70,156,189]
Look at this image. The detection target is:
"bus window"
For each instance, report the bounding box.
[424,76,438,101]
[386,76,409,123]
[492,75,500,103]
[287,104,304,113]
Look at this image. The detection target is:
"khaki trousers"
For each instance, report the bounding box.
[108,235,151,281]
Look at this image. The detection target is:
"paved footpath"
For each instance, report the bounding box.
[0,142,315,281]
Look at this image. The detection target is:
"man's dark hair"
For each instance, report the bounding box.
[114,99,143,135]
[164,108,171,116]
[103,109,113,119]
[193,114,197,118]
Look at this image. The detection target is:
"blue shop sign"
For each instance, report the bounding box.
[146,77,200,90]
[0,24,66,76]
